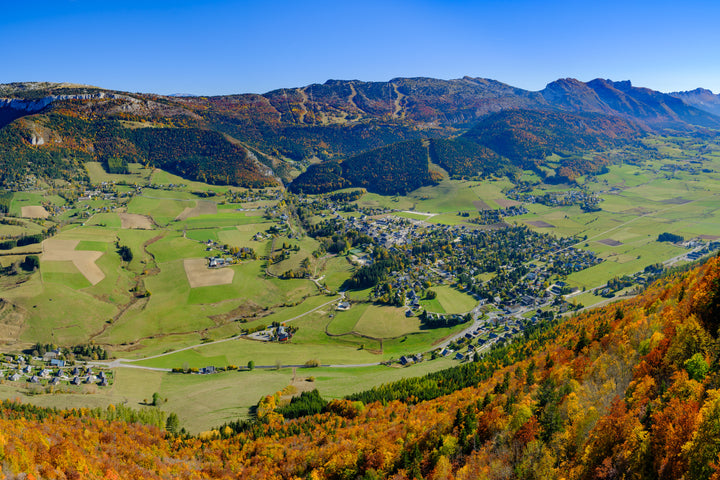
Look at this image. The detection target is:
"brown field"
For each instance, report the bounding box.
[699,235,720,240]
[119,213,154,229]
[20,206,49,219]
[494,198,521,208]
[175,201,218,221]
[183,258,234,288]
[0,299,25,344]
[42,239,105,285]
[526,220,555,228]
[472,200,491,211]
[598,238,623,246]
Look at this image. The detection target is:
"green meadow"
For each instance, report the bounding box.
[3,140,720,432]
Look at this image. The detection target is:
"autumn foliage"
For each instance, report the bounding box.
[3,256,720,479]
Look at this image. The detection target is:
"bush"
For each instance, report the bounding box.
[117,245,133,262]
[21,255,40,271]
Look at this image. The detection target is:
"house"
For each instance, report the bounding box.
[22,365,32,374]
[454,352,465,361]
[40,369,51,378]
[50,358,65,368]
[10,373,21,382]
[71,376,81,385]
[71,367,80,376]
[399,356,414,366]
[336,301,351,311]
[200,366,215,375]
[278,330,291,342]
[28,375,40,384]
[43,351,58,361]
[100,378,109,387]
[49,377,61,386]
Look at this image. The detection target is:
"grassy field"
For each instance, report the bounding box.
[5,138,720,429]
[0,357,459,434]
[127,195,190,226]
[421,286,477,314]
[85,162,153,184]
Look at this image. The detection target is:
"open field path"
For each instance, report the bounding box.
[93,293,347,371]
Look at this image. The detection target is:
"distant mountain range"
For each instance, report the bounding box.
[0,77,717,192]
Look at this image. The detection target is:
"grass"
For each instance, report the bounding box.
[421,286,477,314]
[9,278,118,344]
[353,304,421,338]
[325,303,368,335]
[7,139,720,423]
[41,262,92,289]
[116,229,159,272]
[85,162,152,185]
[84,213,122,228]
[176,212,270,230]
[216,223,270,246]
[266,235,320,276]
[76,240,109,252]
[127,195,190,226]
[9,192,46,216]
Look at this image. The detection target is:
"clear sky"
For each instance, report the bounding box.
[2,0,719,96]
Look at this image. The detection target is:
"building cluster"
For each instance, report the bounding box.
[0,352,110,388]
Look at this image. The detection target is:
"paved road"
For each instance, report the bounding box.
[92,293,346,372]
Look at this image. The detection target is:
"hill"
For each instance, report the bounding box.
[671,88,720,117]
[1,253,719,479]
[1,77,719,192]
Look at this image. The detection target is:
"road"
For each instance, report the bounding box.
[92,292,346,371]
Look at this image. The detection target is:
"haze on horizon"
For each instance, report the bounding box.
[1,0,719,96]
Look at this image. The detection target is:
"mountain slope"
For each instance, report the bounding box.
[1,254,719,479]
[1,77,718,190]
[671,88,720,117]
[0,84,278,187]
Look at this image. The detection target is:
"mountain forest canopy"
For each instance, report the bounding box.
[0,77,719,193]
[1,253,720,478]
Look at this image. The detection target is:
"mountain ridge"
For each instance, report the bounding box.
[0,76,718,191]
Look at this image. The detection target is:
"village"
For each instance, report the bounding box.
[0,348,112,390]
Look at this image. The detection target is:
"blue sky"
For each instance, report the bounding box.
[2,0,719,95]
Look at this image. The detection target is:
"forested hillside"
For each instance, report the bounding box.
[0,77,717,191]
[2,255,719,479]
[290,139,441,195]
